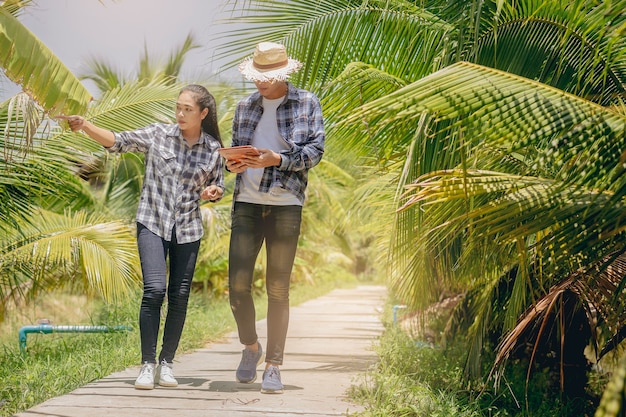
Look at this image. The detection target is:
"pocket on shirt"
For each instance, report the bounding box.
[154,148,177,176]
[291,115,311,146]
[192,163,212,187]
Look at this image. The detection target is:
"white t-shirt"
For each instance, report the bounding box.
[236,96,302,206]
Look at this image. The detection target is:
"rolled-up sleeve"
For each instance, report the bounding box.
[278,93,325,172]
[108,124,159,154]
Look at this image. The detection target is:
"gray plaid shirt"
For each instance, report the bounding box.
[231,83,325,204]
[108,123,224,243]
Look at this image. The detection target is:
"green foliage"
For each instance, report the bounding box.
[0,2,91,116]
[0,333,136,415]
[0,209,142,320]
[350,322,600,416]
[350,325,483,417]
[594,354,626,417]
[214,1,626,408]
[482,354,599,416]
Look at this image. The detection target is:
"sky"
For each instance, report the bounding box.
[1,0,247,100]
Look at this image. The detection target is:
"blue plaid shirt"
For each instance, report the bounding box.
[108,123,224,243]
[231,83,325,204]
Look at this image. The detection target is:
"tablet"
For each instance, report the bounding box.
[218,146,260,160]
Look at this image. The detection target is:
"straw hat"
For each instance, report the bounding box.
[238,42,302,82]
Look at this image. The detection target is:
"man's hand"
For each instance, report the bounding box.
[227,148,281,170]
[225,158,248,173]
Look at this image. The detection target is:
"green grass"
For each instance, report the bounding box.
[0,266,365,417]
[348,306,601,417]
[349,324,485,417]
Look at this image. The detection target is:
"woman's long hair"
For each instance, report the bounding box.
[180,84,223,147]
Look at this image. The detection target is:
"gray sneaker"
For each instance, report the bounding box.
[261,365,284,394]
[157,359,178,387]
[236,342,263,383]
[134,362,155,390]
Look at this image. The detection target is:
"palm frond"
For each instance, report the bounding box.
[0,0,35,19]
[76,79,185,131]
[161,33,202,80]
[491,252,626,389]
[216,0,456,90]
[0,95,98,226]
[79,58,128,94]
[473,0,626,104]
[0,209,141,315]
[0,6,92,116]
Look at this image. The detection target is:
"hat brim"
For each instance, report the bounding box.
[238,57,302,82]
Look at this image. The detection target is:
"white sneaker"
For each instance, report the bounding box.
[134,362,155,390]
[157,359,178,387]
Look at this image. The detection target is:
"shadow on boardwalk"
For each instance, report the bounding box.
[15,285,387,417]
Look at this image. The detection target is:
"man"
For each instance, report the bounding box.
[224,41,325,394]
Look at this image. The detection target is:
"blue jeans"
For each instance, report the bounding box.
[137,223,200,364]
[229,202,302,365]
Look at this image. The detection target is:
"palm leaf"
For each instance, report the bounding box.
[473,0,626,104]
[491,252,626,393]
[0,94,97,227]
[216,0,455,90]
[0,209,141,316]
[65,79,184,133]
[0,5,92,116]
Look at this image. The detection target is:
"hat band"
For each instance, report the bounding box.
[253,59,289,70]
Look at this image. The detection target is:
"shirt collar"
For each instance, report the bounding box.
[167,124,209,145]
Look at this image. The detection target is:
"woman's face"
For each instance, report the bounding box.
[175,91,208,134]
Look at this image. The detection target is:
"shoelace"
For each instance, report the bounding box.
[266,367,280,379]
[161,365,173,377]
[139,364,153,377]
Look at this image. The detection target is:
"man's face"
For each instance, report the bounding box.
[254,80,287,100]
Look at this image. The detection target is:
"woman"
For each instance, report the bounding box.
[60,84,225,390]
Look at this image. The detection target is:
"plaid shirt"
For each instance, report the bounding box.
[108,123,224,244]
[231,83,325,204]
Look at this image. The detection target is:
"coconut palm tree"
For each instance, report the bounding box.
[0,1,228,316]
[0,1,91,116]
[0,1,356,316]
[350,61,626,403]
[0,77,188,318]
[0,0,114,317]
[215,0,626,409]
[80,33,202,94]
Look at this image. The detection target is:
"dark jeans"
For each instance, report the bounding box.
[229,202,302,365]
[137,223,200,364]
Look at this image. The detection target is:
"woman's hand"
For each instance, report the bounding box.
[56,115,115,147]
[201,185,223,202]
[57,115,86,132]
